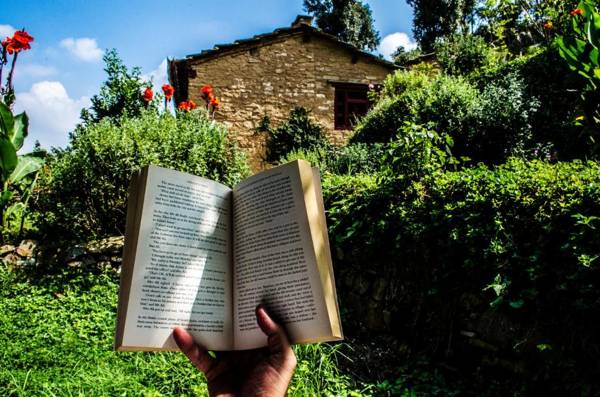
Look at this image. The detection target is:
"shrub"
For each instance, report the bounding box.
[474,48,584,160]
[434,34,492,76]
[474,71,540,163]
[34,109,249,241]
[263,107,330,163]
[324,158,600,393]
[281,143,386,175]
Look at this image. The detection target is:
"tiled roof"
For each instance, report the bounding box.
[180,23,398,69]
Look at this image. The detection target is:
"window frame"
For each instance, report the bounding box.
[332,82,371,130]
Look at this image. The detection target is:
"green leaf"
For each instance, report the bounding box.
[0,137,18,181]
[0,101,15,139]
[0,190,13,206]
[509,299,524,309]
[11,113,28,151]
[8,155,44,185]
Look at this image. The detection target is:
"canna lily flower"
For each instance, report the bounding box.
[210,97,220,108]
[162,84,175,101]
[543,21,553,30]
[178,101,191,111]
[188,100,198,110]
[570,8,583,17]
[201,84,213,97]
[2,30,34,54]
[143,87,153,102]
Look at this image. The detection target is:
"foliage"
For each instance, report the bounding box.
[263,107,331,163]
[0,266,365,397]
[0,102,44,243]
[0,31,45,243]
[476,0,579,53]
[391,46,422,66]
[34,109,249,242]
[353,67,540,164]
[556,0,600,150]
[324,158,600,394]
[281,143,386,175]
[80,49,152,126]
[303,0,381,51]
[406,0,476,52]
[434,33,492,75]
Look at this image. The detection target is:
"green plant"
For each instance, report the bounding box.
[80,49,153,126]
[0,30,45,243]
[556,0,600,148]
[434,34,492,76]
[323,158,600,394]
[35,109,249,242]
[264,107,330,163]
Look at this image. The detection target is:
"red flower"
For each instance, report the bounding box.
[543,21,554,30]
[570,8,583,17]
[178,101,191,111]
[201,84,213,97]
[143,87,153,102]
[2,30,34,54]
[162,84,175,101]
[210,97,220,108]
[188,100,198,110]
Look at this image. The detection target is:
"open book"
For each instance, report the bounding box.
[115,160,343,351]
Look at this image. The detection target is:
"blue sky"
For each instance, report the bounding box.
[2,0,413,151]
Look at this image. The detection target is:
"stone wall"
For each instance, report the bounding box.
[187,34,394,171]
[1,237,124,274]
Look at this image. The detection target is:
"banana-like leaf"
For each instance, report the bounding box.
[0,190,12,206]
[8,155,44,185]
[0,101,14,139]
[11,113,28,151]
[0,137,18,181]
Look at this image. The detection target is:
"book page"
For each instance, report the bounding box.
[119,165,234,351]
[232,161,334,350]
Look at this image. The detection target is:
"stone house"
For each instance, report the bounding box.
[168,15,398,170]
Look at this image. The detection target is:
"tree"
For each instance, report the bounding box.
[303,0,381,51]
[80,49,151,126]
[406,0,476,52]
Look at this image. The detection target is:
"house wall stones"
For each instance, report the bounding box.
[174,23,396,171]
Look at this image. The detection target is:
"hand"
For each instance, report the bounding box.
[173,305,297,397]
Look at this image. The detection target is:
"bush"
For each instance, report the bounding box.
[324,158,600,394]
[281,143,387,175]
[264,107,330,163]
[474,48,585,161]
[434,34,492,76]
[34,109,249,241]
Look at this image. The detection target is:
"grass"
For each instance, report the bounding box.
[0,264,368,396]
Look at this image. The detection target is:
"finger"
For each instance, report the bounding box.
[255,305,291,354]
[172,327,216,374]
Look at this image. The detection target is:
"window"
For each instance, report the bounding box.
[334,83,370,130]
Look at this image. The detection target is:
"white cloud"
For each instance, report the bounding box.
[15,64,58,78]
[379,32,418,60]
[0,24,17,39]
[141,59,168,89]
[60,37,102,62]
[14,81,90,151]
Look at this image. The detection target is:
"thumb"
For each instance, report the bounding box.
[255,305,294,361]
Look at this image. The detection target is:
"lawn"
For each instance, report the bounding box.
[0,266,366,396]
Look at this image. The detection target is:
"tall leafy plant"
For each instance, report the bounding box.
[0,30,45,242]
[556,0,600,149]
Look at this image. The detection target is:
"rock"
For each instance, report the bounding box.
[16,240,37,258]
[372,278,388,301]
[2,253,21,267]
[67,245,86,260]
[67,260,83,268]
[97,261,112,271]
[86,236,124,255]
[0,244,15,255]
